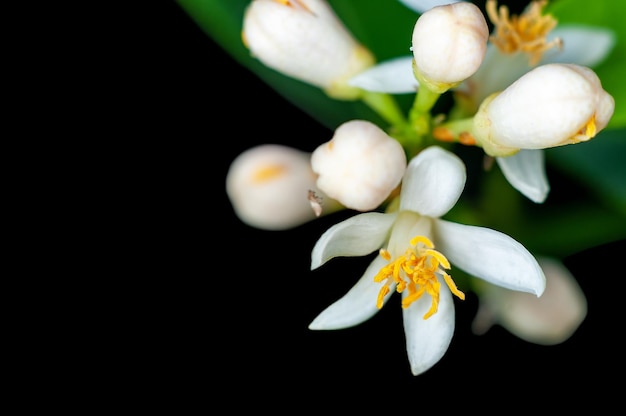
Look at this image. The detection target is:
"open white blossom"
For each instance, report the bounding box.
[311,120,407,211]
[309,146,545,375]
[472,257,587,345]
[242,0,375,100]
[411,1,488,93]
[473,63,615,157]
[226,144,341,230]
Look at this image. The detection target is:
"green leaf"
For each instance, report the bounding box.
[175,0,417,131]
[547,0,626,129]
[546,128,626,215]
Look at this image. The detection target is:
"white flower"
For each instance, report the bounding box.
[472,257,587,345]
[473,63,615,157]
[458,0,616,113]
[242,0,375,100]
[350,0,615,203]
[226,144,341,230]
[309,146,545,375]
[311,120,407,211]
[411,2,489,93]
[354,0,614,98]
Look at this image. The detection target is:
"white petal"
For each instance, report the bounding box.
[310,212,397,270]
[496,150,550,203]
[434,219,546,296]
[398,0,462,14]
[348,56,418,94]
[543,26,616,68]
[308,256,393,330]
[481,257,587,345]
[403,277,455,376]
[399,146,466,218]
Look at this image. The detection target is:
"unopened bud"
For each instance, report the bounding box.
[473,63,615,157]
[311,120,407,211]
[411,2,489,93]
[242,0,376,100]
[472,257,587,345]
[226,144,340,230]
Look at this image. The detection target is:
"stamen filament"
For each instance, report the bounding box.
[486,0,561,65]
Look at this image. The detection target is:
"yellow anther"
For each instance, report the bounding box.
[583,114,597,139]
[486,0,561,65]
[410,235,434,248]
[374,235,464,319]
[252,164,287,183]
[376,285,390,309]
[443,272,465,300]
[424,249,451,269]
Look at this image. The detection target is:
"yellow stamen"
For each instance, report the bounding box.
[373,236,465,319]
[486,0,562,65]
[252,164,287,183]
[583,114,597,139]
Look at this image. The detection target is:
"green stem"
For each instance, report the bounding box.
[360,90,407,127]
[412,86,441,115]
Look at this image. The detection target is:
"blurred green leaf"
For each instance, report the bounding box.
[547,0,626,129]
[546,128,626,215]
[175,0,419,132]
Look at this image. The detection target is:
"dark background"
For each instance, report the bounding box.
[145,0,625,404]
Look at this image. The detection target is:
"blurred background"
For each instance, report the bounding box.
[157,0,624,402]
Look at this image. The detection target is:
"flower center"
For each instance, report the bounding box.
[486,0,562,65]
[374,235,465,319]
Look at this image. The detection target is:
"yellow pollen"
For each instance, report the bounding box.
[252,164,287,183]
[486,0,562,65]
[373,236,464,319]
[273,0,313,13]
[584,114,597,138]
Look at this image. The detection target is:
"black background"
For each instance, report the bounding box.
[146,0,625,405]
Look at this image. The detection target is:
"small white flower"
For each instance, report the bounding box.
[411,2,489,93]
[226,144,340,230]
[311,120,407,211]
[242,0,375,100]
[309,146,545,375]
[457,0,616,112]
[472,257,587,345]
[473,63,615,157]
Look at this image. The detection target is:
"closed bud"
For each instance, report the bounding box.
[473,63,615,157]
[411,2,488,93]
[242,0,375,100]
[311,120,407,211]
[472,257,587,345]
[226,144,340,230]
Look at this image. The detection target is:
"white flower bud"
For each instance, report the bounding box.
[473,63,615,157]
[311,120,407,211]
[411,2,488,93]
[472,257,587,346]
[226,144,340,230]
[242,0,376,100]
